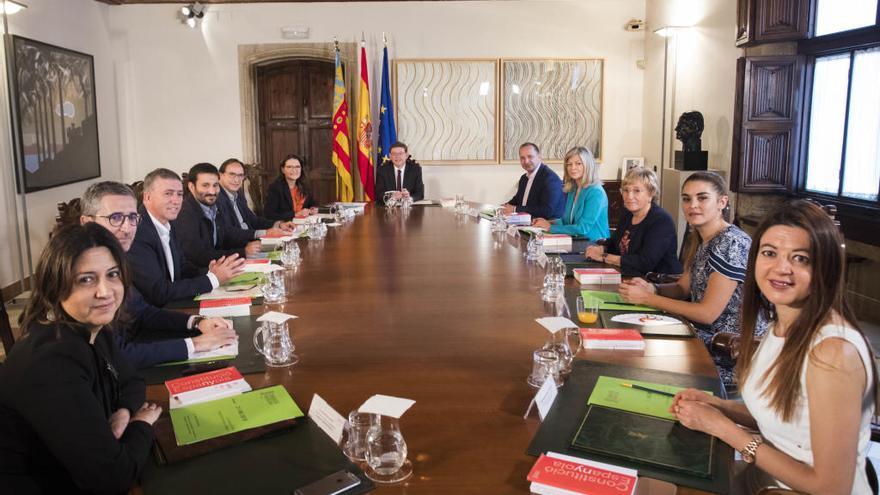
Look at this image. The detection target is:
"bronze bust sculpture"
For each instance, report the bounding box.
[675,111,704,152]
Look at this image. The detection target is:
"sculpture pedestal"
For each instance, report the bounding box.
[674,150,708,171]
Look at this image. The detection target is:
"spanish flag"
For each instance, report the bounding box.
[356,43,375,201]
[332,47,354,202]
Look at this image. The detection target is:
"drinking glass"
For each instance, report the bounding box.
[577,295,600,324]
[400,195,413,209]
[342,411,379,462]
[280,239,301,268]
[252,321,298,367]
[454,194,467,215]
[260,269,285,303]
[365,415,413,483]
[383,191,399,208]
[527,349,560,388]
[490,207,507,232]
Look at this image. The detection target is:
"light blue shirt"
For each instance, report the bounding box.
[549,183,610,240]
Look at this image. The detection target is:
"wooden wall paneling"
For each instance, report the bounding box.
[307,124,334,204]
[754,0,810,42]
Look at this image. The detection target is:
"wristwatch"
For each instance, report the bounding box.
[191,316,206,331]
[739,435,763,464]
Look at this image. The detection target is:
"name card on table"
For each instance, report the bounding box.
[358,394,416,419]
[535,316,579,334]
[523,377,559,421]
[308,393,346,443]
[257,311,299,325]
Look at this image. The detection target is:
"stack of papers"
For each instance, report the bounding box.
[579,328,645,350]
[504,212,532,226]
[573,268,621,284]
[199,297,252,317]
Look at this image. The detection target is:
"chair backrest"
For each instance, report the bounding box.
[0,301,15,355]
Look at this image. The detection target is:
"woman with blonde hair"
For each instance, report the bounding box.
[531,146,610,240]
[585,167,682,277]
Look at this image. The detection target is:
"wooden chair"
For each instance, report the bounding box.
[0,301,15,355]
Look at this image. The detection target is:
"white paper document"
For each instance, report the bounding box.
[188,340,239,362]
[243,263,283,274]
[535,316,579,334]
[358,394,416,418]
[308,393,347,443]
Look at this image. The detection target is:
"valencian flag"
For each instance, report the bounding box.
[356,42,375,201]
[376,44,397,166]
[331,45,354,202]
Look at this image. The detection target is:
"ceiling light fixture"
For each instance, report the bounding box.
[180,2,205,29]
[1,0,27,15]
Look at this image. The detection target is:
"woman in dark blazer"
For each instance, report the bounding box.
[0,223,162,494]
[585,167,682,277]
[263,154,318,221]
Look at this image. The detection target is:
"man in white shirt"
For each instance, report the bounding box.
[375,141,425,205]
[80,181,237,368]
[128,168,245,306]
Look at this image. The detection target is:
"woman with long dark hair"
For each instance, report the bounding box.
[0,223,161,494]
[618,171,761,385]
[264,154,318,220]
[671,200,876,494]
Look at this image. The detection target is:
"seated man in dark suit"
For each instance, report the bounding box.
[175,162,261,269]
[501,142,565,219]
[79,181,237,368]
[375,141,425,206]
[129,168,245,306]
[216,158,294,239]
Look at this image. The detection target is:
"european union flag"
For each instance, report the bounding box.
[376,46,397,167]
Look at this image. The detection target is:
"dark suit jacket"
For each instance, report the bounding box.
[607,202,684,277]
[507,164,565,219]
[374,159,425,206]
[174,195,253,269]
[216,187,275,239]
[128,205,213,307]
[116,286,188,369]
[0,322,154,494]
[263,176,318,221]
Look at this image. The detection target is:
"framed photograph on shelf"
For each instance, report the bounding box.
[620,157,645,179]
[501,58,603,163]
[394,59,498,163]
[11,36,100,193]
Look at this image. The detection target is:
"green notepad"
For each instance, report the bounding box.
[587,375,712,421]
[581,289,656,312]
[226,272,266,286]
[169,385,304,446]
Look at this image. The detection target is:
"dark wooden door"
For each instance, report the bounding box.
[257,59,335,205]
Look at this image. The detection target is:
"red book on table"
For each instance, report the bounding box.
[527,452,638,495]
[579,328,645,350]
[165,367,252,409]
[198,297,252,309]
[244,259,270,265]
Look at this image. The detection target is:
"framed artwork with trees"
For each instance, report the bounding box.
[11,36,100,193]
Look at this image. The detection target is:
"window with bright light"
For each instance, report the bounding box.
[815,0,877,36]
[802,0,880,206]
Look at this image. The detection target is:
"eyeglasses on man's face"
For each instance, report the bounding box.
[91,212,141,227]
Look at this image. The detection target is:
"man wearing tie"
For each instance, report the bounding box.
[501,142,565,219]
[375,141,425,205]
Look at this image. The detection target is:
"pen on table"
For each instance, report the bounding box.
[620,382,676,397]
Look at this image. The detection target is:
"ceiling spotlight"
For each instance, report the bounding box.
[180,2,204,28]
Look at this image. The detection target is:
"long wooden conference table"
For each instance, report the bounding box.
[144,204,719,494]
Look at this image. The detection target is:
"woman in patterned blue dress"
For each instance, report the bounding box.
[618,171,764,386]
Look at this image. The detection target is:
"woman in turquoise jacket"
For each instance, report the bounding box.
[532,146,610,240]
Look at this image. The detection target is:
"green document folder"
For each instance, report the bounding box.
[587,375,712,421]
[226,272,266,286]
[571,404,715,478]
[581,289,656,312]
[170,385,304,446]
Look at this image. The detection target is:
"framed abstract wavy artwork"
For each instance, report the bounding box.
[394,59,498,163]
[501,59,604,163]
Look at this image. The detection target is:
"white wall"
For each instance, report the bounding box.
[0,0,121,289]
[641,0,741,203]
[108,0,646,203]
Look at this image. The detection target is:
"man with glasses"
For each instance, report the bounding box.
[375,141,425,206]
[176,162,262,269]
[80,181,237,368]
[216,158,293,240]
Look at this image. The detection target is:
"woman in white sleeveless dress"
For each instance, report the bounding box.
[670,200,877,494]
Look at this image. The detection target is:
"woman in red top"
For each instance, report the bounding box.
[264,154,318,221]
